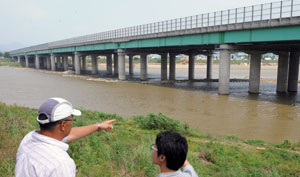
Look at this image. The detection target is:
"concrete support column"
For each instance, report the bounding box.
[63,56,68,71]
[106,54,113,75]
[288,52,299,92]
[161,53,168,80]
[118,50,126,80]
[140,54,148,81]
[50,54,56,71]
[46,56,51,70]
[56,56,62,70]
[114,54,118,75]
[74,52,81,75]
[25,55,29,68]
[43,57,47,68]
[17,56,21,63]
[169,53,176,80]
[91,55,98,75]
[207,54,213,79]
[81,55,86,71]
[249,52,262,94]
[218,45,231,95]
[129,55,134,75]
[277,52,290,92]
[188,54,195,80]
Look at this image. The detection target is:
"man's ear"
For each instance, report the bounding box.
[59,121,66,131]
[159,154,166,163]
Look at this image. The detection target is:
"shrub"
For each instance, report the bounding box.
[133,113,190,134]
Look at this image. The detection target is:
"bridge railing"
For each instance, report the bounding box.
[10,0,300,55]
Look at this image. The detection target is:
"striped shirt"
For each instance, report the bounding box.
[15,130,76,177]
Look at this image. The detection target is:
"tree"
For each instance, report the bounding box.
[4,52,10,58]
[0,52,3,57]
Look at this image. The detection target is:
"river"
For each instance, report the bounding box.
[0,66,299,143]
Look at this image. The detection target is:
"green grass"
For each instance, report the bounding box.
[1,103,300,177]
[0,58,22,67]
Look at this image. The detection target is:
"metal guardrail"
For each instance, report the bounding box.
[10,0,300,55]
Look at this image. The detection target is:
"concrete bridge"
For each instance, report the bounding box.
[9,0,300,94]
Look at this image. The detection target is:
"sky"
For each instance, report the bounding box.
[0,0,277,51]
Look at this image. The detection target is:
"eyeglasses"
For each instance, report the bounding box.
[150,144,158,151]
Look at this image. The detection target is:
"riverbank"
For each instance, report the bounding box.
[1,103,299,177]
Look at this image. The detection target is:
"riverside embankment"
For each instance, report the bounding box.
[1,103,300,177]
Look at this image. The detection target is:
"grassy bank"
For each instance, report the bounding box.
[0,58,21,67]
[0,103,300,177]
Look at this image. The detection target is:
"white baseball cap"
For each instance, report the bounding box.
[37,97,81,124]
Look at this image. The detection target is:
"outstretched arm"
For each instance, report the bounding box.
[65,119,116,143]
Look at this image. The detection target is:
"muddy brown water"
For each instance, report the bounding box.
[0,66,299,143]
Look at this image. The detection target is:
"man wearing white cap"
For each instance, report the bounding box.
[15,97,116,177]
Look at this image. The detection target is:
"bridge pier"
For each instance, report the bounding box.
[71,56,75,70]
[169,53,176,80]
[249,52,262,94]
[140,54,148,81]
[46,56,51,70]
[288,51,300,92]
[161,53,168,80]
[106,54,113,75]
[118,50,126,80]
[74,52,81,74]
[25,55,29,68]
[188,54,195,80]
[50,54,56,71]
[91,55,98,75]
[276,52,290,92]
[207,54,213,79]
[17,56,21,64]
[129,55,134,76]
[56,56,61,70]
[218,45,232,95]
[63,56,68,71]
[114,54,118,76]
[81,55,86,71]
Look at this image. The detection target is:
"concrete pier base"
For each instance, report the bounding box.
[50,54,56,71]
[106,54,113,75]
[74,52,81,75]
[161,53,168,80]
[118,50,126,80]
[114,54,118,76]
[249,52,262,94]
[218,45,231,95]
[63,56,68,71]
[169,53,176,80]
[207,54,213,79]
[188,54,195,80]
[91,55,98,75]
[277,52,290,92]
[25,56,29,68]
[129,55,134,75]
[35,55,40,69]
[18,56,21,63]
[140,54,147,81]
[288,52,300,92]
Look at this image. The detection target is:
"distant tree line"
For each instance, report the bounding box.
[0,52,10,58]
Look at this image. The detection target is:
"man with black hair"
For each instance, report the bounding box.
[15,97,116,177]
[152,131,198,177]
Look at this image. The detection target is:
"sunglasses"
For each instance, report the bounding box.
[150,144,158,151]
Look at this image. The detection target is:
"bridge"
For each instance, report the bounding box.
[9,0,300,94]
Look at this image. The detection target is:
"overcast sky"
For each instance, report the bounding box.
[0,0,276,50]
